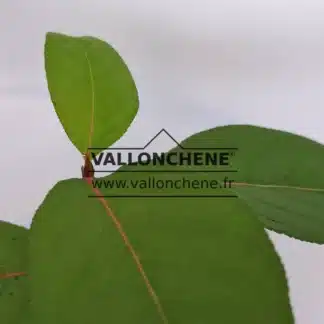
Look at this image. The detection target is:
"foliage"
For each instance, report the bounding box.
[2,31,324,323]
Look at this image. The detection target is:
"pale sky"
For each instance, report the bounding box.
[1,1,324,323]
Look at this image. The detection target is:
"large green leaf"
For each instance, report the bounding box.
[44,32,139,155]
[92,124,324,243]
[27,177,293,323]
[0,221,28,324]
[171,124,324,243]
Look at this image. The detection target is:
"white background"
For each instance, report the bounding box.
[1,1,324,322]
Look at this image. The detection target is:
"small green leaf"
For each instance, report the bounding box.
[0,221,28,324]
[27,178,293,323]
[44,32,139,155]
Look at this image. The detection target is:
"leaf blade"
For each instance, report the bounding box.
[172,124,324,243]
[27,177,294,323]
[0,221,28,324]
[44,32,139,154]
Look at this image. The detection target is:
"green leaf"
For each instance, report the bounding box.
[27,178,293,323]
[0,221,28,324]
[175,124,324,243]
[44,32,139,155]
[93,124,324,244]
[234,186,324,243]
